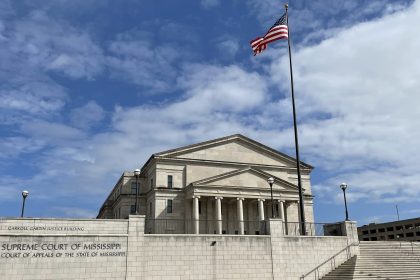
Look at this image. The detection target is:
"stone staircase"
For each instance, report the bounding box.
[321,241,420,279]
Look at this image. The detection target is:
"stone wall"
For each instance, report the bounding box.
[0,216,358,280]
[0,218,128,280]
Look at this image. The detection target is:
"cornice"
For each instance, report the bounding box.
[154,156,312,174]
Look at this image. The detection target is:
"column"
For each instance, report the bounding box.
[193,196,200,234]
[237,198,244,235]
[283,200,289,235]
[258,199,265,221]
[258,199,265,234]
[278,200,285,220]
[215,197,223,234]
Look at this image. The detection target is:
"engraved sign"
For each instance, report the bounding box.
[6,226,84,231]
[0,242,126,259]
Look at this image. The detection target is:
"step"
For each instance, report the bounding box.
[319,242,420,280]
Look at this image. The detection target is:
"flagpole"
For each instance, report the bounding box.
[285,3,306,236]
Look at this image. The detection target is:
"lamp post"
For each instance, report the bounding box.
[21,190,29,218]
[134,169,140,215]
[267,177,275,218]
[340,183,349,221]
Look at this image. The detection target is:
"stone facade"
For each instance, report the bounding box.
[97,134,315,235]
[0,216,358,280]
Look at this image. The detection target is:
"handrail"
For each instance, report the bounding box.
[408,241,420,262]
[411,241,420,247]
[300,242,359,280]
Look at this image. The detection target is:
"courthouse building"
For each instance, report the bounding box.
[97,134,315,234]
[2,134,362,280]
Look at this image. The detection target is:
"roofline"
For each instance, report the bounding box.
[153,134,313,169]
[97,171,133,217]
[358,216,420,228]
[140,154,156,174]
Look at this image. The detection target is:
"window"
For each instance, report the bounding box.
[378,228,385,233]
[396,225,403,230]
[167,200,173,213]
[416,232,420,236]
[370,237,377,241]
[131,182,137,194]
[407,232,414,237]
[405,224,414,230]
[387,227,394,231]
[362,230,368,235]
[130,205,136,214]
[388,235,395,239]
[167,175,173,188]
[370,229,376,234]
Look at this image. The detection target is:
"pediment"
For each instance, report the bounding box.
[191,167,299,192]
[155,134,312,169]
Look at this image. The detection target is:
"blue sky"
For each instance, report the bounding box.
[1,0,419,225]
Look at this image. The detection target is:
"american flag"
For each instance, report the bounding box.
[250,12,288,55]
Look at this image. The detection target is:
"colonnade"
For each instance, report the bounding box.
[191,196,296,234]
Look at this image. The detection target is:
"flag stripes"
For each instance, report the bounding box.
[250,12,288,55]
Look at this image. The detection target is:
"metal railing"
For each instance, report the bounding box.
[145,218,267,235]
[300,242,359,280]
[409,242,420,262]
[397,241,420,262]
[285,222,345,236]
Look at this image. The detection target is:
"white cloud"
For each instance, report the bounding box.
[216,38,240,58]
[107,41,179,92]
[70,101,105,130]
[0,137,44,159]
[0,0,14,18]
[20,120,86,144]
[1,0,418,219]
[0,63,270,205]
[267,1,420,203]
[201,0,220,9]
[2,9,104,80]
[247,0,413,43]
[106,24,196,93]
[0,81,67,116]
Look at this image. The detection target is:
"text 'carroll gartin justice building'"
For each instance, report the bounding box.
[97,134,315,235]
